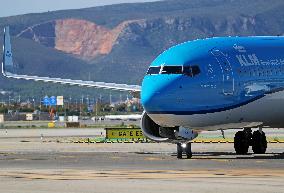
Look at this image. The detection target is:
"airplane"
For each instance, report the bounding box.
[2,26,283,159]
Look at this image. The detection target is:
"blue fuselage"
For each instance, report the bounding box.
[141,36,284,128]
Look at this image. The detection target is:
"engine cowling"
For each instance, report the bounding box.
[140,111,198,142]
[141,111,170,142]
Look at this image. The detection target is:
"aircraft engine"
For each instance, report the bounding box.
[141,111,171,142]
[141,111,198,142]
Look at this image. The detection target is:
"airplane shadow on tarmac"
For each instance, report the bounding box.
[170,152,284,159]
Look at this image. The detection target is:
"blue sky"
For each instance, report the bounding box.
[0,0,160,17]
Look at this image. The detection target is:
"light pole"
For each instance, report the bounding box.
[80,95,84,117]
[86,95,89,107]
[8,95,11,107]
[69,96,72,110]
[39,97,41,121]
[32,98,35,110]
[95,98,98,118]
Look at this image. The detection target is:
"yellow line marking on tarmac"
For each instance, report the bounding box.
[1,169,284,180]
[256,161,266,163]
[8,159,28,161]
[144,157,163,161]
[59,155,76,159]
[74,138,284,144]
[210,159,229,162]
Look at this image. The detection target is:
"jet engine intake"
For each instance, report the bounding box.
[141,111,198,142]
[141,111,169,142]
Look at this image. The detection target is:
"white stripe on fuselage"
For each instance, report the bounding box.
[149,90,284,131]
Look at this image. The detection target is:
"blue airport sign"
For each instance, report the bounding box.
[43,96,50,106]
[50,96,57,106]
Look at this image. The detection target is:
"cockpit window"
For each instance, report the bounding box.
[146,65,201,76]
[147,66,161,75]
[183,66,193,77]
[191,65,201,76]
[161,66,183,74]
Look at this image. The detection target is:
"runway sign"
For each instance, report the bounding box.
[106,128,145,139]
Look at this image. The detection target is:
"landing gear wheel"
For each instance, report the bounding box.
[185,143,192,159]
[234,131,249,155]
[177,143,183,159]
[252,131,267,154]
[176,143,192,159]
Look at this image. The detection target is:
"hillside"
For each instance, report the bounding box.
[1,0,284,100]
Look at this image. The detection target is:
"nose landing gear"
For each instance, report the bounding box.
[177,143,192,159]
[234,128,267,155]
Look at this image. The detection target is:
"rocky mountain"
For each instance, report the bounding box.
[16,19,135,60]
[1,0,284,100]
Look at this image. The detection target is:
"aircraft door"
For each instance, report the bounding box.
[211,50,234,95]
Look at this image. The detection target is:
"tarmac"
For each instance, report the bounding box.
[0,128,283,193]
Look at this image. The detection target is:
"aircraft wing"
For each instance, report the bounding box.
[1,27,141,93]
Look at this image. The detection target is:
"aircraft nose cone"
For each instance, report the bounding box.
[141,75,180,112]
[141,78,160,109]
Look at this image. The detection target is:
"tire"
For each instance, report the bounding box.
[252,131,267,154]
[177,143,183,159]
[234,131,249,154]
[185,143,192,159]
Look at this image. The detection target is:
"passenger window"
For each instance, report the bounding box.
[161,66,183,74]
[147,66,161,75]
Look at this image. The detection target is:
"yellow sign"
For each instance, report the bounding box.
[48,122,55,128]
[106,128,145,139]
